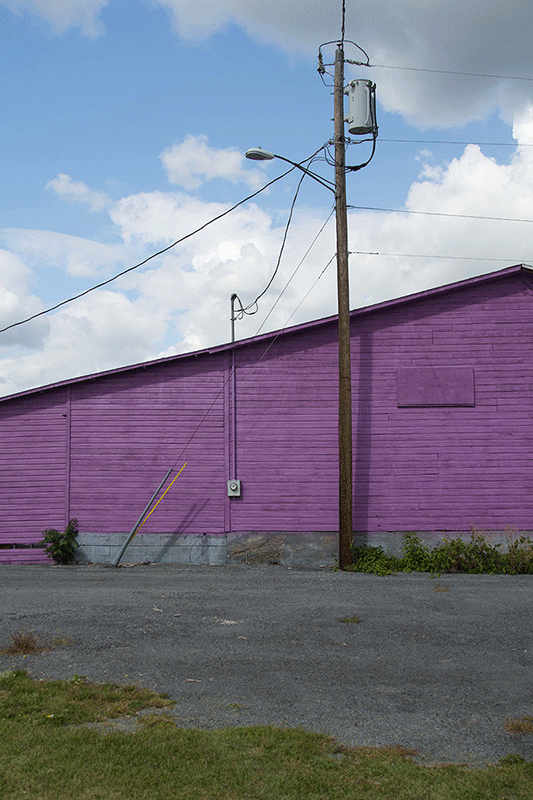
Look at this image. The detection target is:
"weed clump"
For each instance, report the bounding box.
[1,631,45,655]
[38,518,79,564]
[504,716,533,736]
[349,531,533,576]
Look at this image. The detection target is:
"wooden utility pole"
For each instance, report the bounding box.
[334,44,353,570]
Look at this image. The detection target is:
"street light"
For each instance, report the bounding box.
[245,46,377,569]
[245,149,336,194]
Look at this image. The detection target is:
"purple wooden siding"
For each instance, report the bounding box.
[231,326,340,531]
[0,390,67,563]
[1,266,532,561]
[351,276,533,532]
[397,366,475,407]
[68,353,226,535]
[230,272,533,534]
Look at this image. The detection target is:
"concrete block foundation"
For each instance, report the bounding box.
[75,529,533,567]
[76,531,338,567]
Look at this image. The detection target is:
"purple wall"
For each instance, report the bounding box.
[68,353,227,536]
[1,266,533,562]
[0,390,67,562]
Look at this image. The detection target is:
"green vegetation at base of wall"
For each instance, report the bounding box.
[38,518,79,565]
[350,532,533,576]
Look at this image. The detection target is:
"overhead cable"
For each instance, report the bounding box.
[366,63,533,83]
[350,251,532,263]
[380,138,533,147]
[348,205,533,224]
[0,166,297,336]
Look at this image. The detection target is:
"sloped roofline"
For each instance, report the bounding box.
[2,264,532,403]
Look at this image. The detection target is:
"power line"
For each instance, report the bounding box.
[254,209,335,337]
[368,62,533,83]
[351,250,531,264]
[380,138,533,148]
[347,205,533,224]
[0,167,299,336]
[243,171,307,314]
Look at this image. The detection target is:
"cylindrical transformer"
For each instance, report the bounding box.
[345,79,377,136]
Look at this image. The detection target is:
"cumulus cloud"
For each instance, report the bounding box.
[6,0,533,128]
[1,229,127,278]
[4,0,533,131]
[153,0,533,128]
[160,135,265,191]
[3,114,533,396]
[1,0,108,38]
[0,249,48,351]
[45,174,111,213]
[0,288,169,396]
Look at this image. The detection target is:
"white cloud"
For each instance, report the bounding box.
[0,249,48,350]
[153,0,533,128]
[45,174,111,213]
[3,114,533,397]
[160,135,265,191]
[1,229,127,278]
[1,0,108,38]
[0,288,168,396]
[5,0,533,127]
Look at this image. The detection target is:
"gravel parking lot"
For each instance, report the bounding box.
[1,563,532,765]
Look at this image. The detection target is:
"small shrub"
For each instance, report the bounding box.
[401,533,432,572]
[430,532,505,574]
[349,543,400,576]
[39,518,79,564]
[506,534,533,574]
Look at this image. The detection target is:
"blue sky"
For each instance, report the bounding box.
[1,0,533,396]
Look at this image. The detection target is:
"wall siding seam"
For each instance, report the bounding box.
[65,386,71,526]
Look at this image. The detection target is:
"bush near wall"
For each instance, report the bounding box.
[350,532,533,576]
[38,519,79,565]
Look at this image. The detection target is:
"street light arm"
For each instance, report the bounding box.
[245,148,335,194]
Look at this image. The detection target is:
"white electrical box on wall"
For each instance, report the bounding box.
[227,479,241,497]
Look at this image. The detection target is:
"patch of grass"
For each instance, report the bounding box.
[339,614,363,624]
[138,712,176,730]
[350,531,533,575]
[504,716,533,736]
[0,669,172,727]
[50,631,75,648]
[0,672,533,799]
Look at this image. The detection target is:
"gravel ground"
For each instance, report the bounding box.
[1,563,532,766]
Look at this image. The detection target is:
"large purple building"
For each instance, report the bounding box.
[1,265,532,565]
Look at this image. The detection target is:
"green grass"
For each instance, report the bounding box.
[0,671,532,799]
